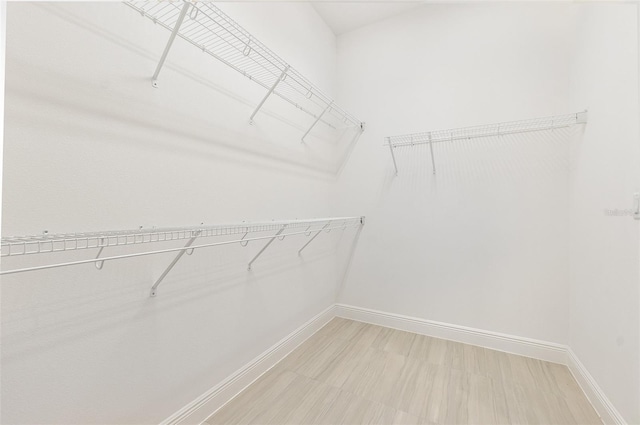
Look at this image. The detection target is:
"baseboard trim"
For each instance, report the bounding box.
[335,303,566,364]
[160,304,336,425]
[566,348,627,425]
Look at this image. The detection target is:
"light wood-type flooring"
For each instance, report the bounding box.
[205,318,601,425]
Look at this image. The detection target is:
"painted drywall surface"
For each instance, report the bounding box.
[1,3,357,424]
[334,3,574,344]
[0,0,5,240]
[1,2,6,423]
[567,4,640,423]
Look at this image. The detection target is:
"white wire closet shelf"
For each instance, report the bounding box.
[1,216,365,296]
[386,111,588,175]
[125,1,364,140]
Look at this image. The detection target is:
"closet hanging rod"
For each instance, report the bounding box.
[386,111,587,175]
[125,1,364,133]
[0,217,365,278]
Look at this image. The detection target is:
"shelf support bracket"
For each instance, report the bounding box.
[94,238,106,270]
[302,101,333,142]
[387,138,398,175]
[151,2,191,88]
[250,66,290,123]
[150,230,201,297]
[428,132,436,175]
[247,225,287,271]
[298,222,331,256]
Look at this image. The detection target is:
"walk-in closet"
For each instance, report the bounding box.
[1,1,639,424]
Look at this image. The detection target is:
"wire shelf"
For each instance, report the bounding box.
[1,217,363,258]
[125,1,363,132]
[1,217,365,295]
[385,111,587,175]
[387,112,587,148]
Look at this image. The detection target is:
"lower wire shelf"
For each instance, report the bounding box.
[1,216,365,296]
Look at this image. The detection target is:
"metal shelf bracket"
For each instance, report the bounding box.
[428,132,435,175]
[387,137,398,175]
[249,66,290,123]
[150,229,201,297]
[302,101,333,142]
[151,1,190,88]
[94,238,106,270]
[247,225,287,271]
[298,222,331,256]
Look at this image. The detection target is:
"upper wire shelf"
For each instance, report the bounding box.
[386,111,588,175]
[1,217,365,296]
[125,1,364,137]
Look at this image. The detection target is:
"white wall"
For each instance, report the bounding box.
[4,2,640,424]
[1,3,359,424]
[334,3,575,344]
[0,1,7,423]
[568,4,640,423]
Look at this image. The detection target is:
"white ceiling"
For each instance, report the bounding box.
[311,2,423,36]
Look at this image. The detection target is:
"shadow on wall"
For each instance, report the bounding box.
[26,3,361,178]
[334,223,365,299]
[0,225,364,363]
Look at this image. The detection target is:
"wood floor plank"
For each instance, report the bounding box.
[419,335,453,367]
[372,327,417,356]
[312,338,371,388]
[392,410,428,425]
[348,322,385,347]
[264,376,339,425]
[248,373,319,425]
[386,357,434,416]
[205,369,299,425]
[564,390,603,425]
[466,372,498,425]
[290,337,351,379]
[319,317,373,342]
[442,369,471,425]
[407,334,432,360]
[296,383,343,425]
[275,329,336,373]
[314,389,397,425]
[545,362,585,399]
[459,344,489,377]
[407,364,452,423]
[490,368,512,424]
[342,347,406,405]
[316,317,351,338]
[503,380,580,425]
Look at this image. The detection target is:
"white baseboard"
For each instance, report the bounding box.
[335,304,566,364]
[160,304,336,425]
[566,348,627,425]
